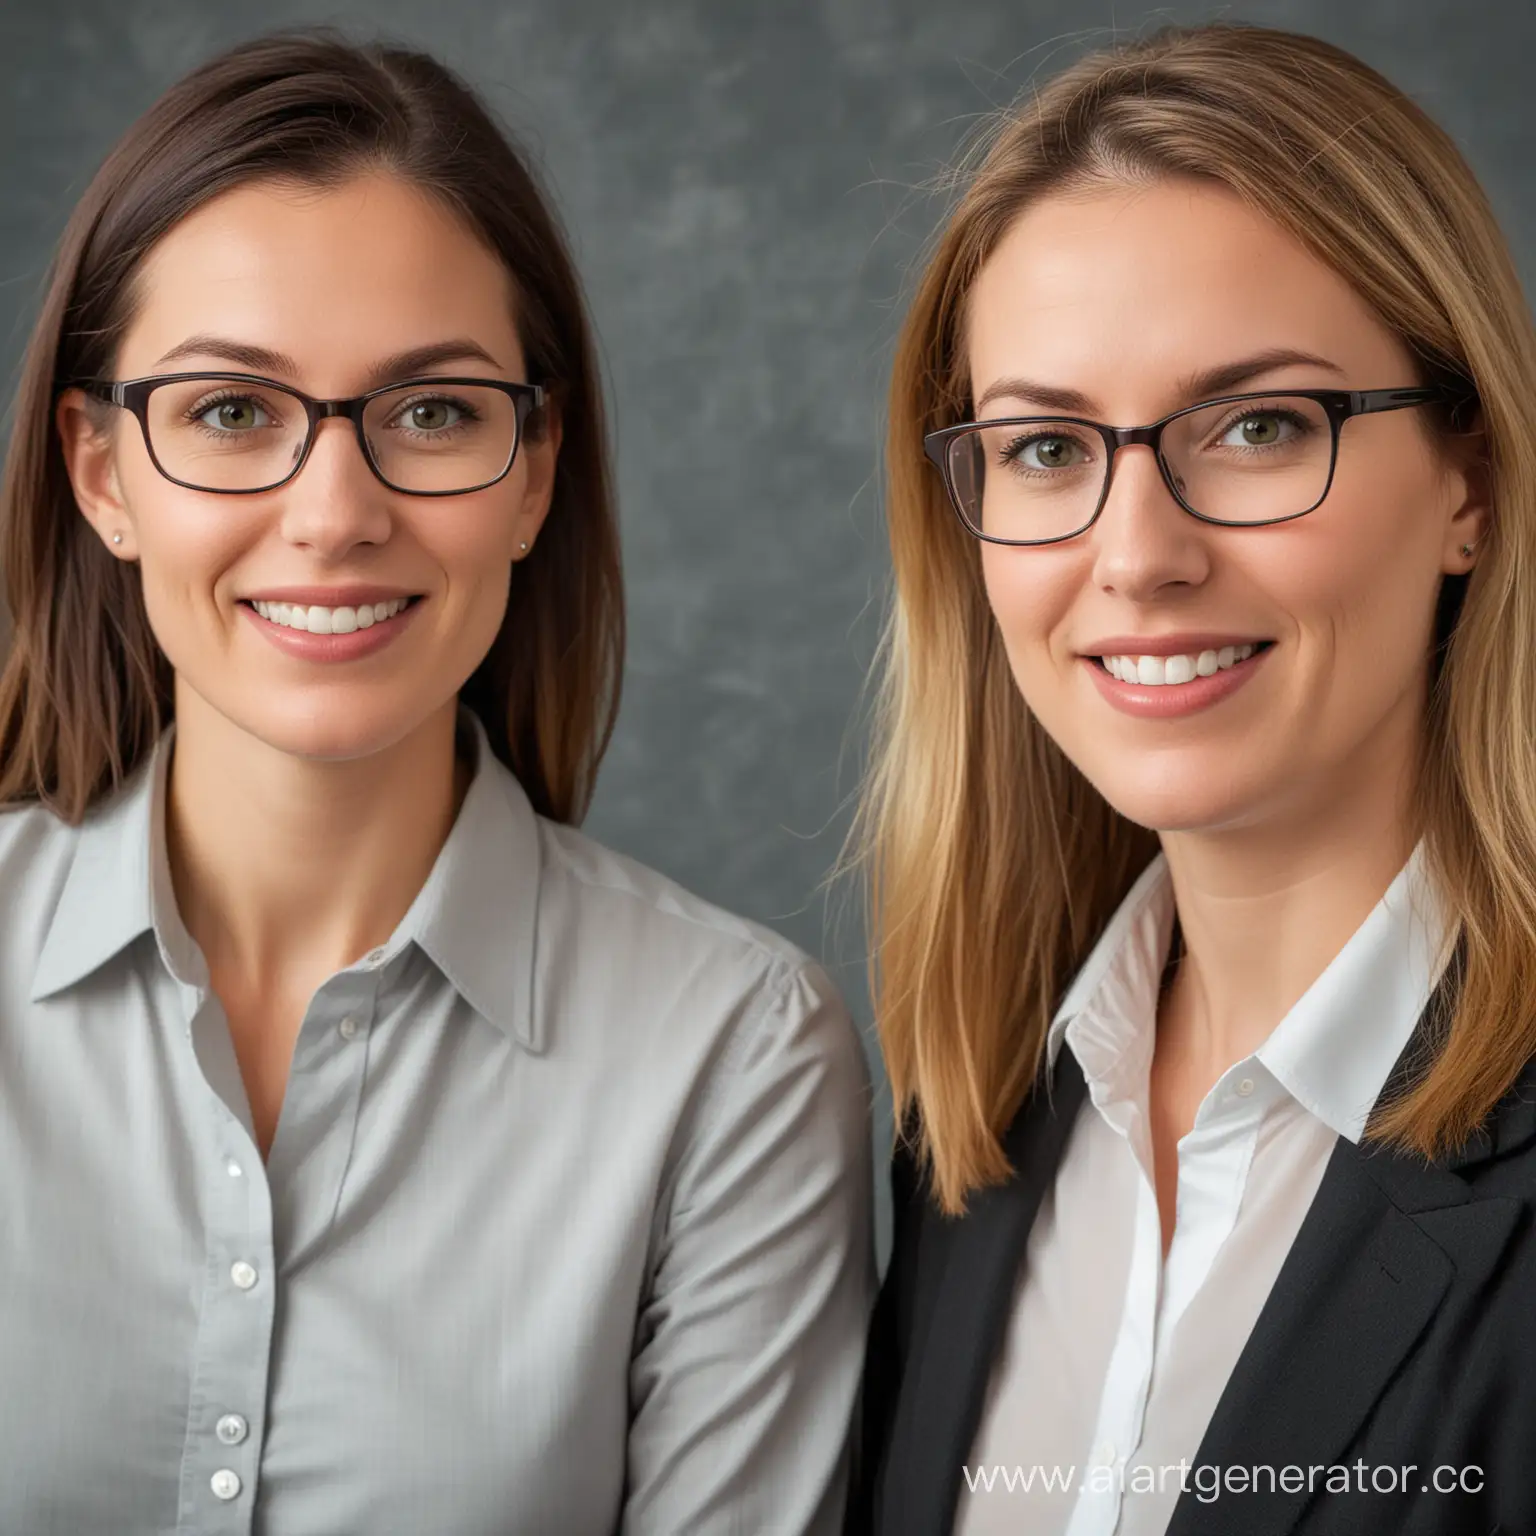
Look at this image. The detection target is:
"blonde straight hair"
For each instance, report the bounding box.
[857,21,1536,1215]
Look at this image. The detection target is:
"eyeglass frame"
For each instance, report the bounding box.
[922,385,1465,546]
[71,371,547,498]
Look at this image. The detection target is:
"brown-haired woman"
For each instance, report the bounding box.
[849,21,1536,1536]
[0,30,872,1533]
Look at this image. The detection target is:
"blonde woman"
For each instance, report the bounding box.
[0,30,872,1534]
[849,23,1535,1536]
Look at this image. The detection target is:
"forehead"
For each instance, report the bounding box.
[964,178,1406,406]
[119,173,522,383]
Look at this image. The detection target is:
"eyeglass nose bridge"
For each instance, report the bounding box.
[308,397,373,422]
[1092,419,1191,520]
[289,396,379,481]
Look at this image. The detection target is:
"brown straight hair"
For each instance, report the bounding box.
[856,21,1536,1214]
[0,28,622,826]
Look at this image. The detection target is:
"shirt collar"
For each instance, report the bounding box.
[31,706,546,1052]
[1255,839,1455,1141]
[30,723,190,1001]
[1045,838,1457,1143]
[1045,852,1175,1099]
[397,707,544,1051]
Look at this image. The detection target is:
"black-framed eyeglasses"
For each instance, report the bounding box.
[924,386,1460,546]
[74,371,546,497]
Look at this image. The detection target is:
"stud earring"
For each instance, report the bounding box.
[112,532,123,545]
[519,541,529,553]
[1462,542,1476,557]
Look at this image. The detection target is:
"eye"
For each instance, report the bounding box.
[196,396,271,432]
[393,397,466,433]
[1003,432,1090,471]
[1218,410,1299,448]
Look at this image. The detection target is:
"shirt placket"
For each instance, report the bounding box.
[174,985,278,1535]
[1075,1067,1270,1536]
[1064,1092,1161,1536]
[173,951,385,1532]
[1156,1071,1268,1344]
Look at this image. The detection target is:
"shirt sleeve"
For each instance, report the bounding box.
[622,957,877,1535]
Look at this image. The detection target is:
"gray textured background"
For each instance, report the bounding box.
[3,0,1532,1254]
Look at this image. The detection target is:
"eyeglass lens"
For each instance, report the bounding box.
[946,394,1335,540]
[141,378,522,493]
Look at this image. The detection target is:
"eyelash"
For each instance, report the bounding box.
[385,392,484,436]
[182,388,277,432]
[1209,405,1313,445]
[996,430,1094,468]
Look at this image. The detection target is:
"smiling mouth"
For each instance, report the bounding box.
[240,595,425,635]
[1093,639,1275,683]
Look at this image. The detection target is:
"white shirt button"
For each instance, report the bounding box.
[338,1016,359,1040]
[210,1468,241,1500]
[364,947,387,968]
[230,1260,258,1291]
[226,1160,242,1178]
[1236,1076,1256,1097]
[216,1412,248,1445]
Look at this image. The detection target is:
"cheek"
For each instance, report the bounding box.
[121,470,257,616]
[411,487,525,641]
[979,543,1074,692]
[1261,469,1445,665]
[423,473,530,570]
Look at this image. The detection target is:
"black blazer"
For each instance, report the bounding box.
[848,958,1536,1536]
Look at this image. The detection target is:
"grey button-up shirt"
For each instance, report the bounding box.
[0,709,874,1535]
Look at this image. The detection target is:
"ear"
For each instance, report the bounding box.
[512,396,563,559]
[1438,405,1491,575]
[55,388,137,559]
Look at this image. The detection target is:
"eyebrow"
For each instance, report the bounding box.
[972,348,1351,418]
[149,335,505,388]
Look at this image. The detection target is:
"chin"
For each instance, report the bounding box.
[1080,760,1266,837]
[235,699,427,765]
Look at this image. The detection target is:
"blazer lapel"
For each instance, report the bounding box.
[885,1047,1090,1536]
[1167,1143,1458,1535]
[1168,944,1528,1536]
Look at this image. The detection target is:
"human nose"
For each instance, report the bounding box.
[275,415,393,553]
[1086,440,1210,598]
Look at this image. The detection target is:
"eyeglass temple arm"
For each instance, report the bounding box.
[73,381,127,406]
[1352,386,1447,414]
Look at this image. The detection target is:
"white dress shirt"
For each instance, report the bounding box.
[956,840,1455,1536]
[0,705,874,1535]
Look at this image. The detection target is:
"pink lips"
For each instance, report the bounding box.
[240,597,423,662]
[1086,644,1272,718]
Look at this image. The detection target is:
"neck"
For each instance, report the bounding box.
[164,688,468,1003]
[1156,701,1424,1075]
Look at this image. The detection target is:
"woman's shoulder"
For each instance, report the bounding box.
[529,813,868,1107]
[534,813,823,984]
[0,797,80,901]
[0,800,86,999]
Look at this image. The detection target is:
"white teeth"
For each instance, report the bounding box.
[1105,642,1260,685]
[250,597,412,633]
